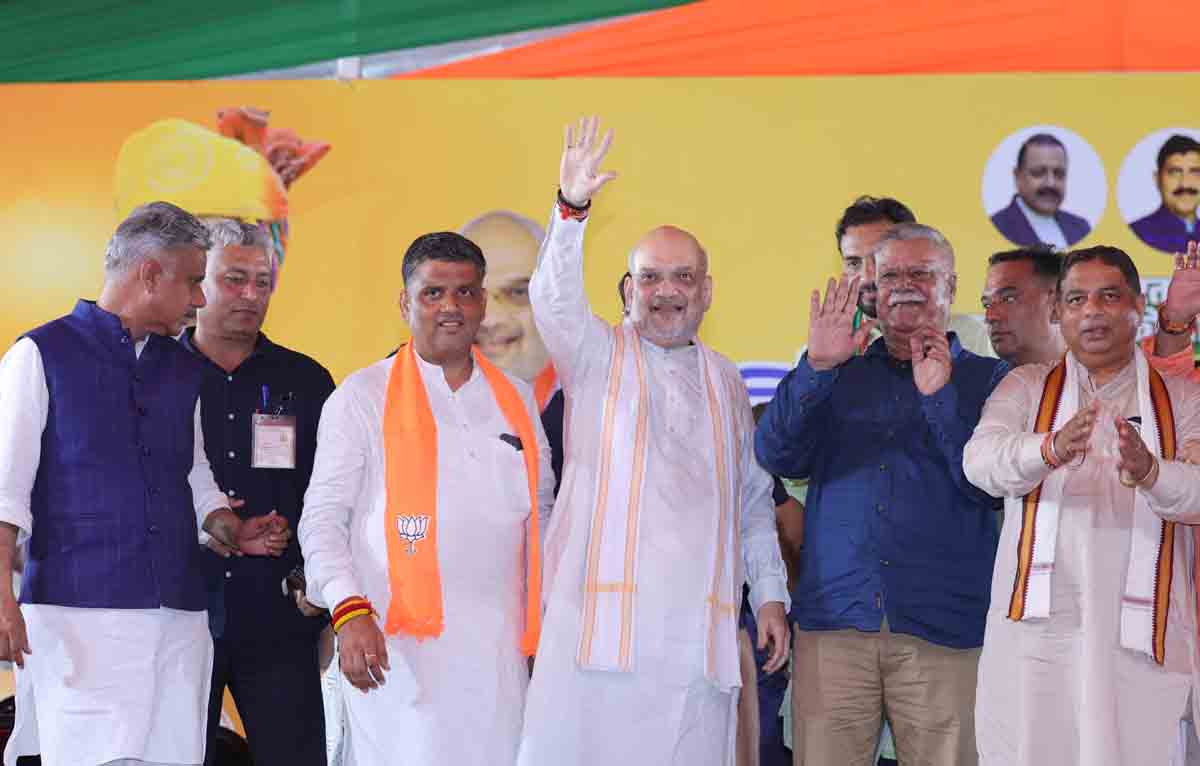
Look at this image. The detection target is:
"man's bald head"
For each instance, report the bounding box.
[629,225,708,274]
[626,224,712,349]
[460,210,549,382]
[461,210,543,258]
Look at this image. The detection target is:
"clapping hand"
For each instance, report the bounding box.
[911,326,952,395]
[1115,416,1155,486]
[1051,400,1100,465]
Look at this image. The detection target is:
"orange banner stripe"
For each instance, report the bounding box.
[402,0,1197,79]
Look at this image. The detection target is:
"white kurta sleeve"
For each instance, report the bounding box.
[190,400,231,538]
[298,384,369,610]
[1142,382,1200,523]
[738,399,790,615]
[529,209,613,391]
[963,366,1053,499]
[741,464,790,615]
[0,338,47,543]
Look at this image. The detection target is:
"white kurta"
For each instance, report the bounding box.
[518,212,789,766]
[0,337,227,766]
[964,357,1200,765]
[298,352,554,766]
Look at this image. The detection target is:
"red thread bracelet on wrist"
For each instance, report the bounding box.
[557,189,590,221]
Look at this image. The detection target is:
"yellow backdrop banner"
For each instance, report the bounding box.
[2,76,1195,382]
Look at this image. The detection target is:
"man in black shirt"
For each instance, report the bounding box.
[182,218,335,766]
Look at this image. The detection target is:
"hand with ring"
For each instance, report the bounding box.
[338,613,389,692]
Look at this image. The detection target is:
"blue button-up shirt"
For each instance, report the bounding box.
[754,333,1007,649]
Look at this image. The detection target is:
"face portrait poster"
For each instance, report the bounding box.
[981,125,1107,251]
[1118,128,1200,255]
[1,75,1197,391]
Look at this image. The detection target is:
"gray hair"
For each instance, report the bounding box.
[873,222,955,268]
[202,217,271,256]
[458,209,545,243]
[104,201,211,274]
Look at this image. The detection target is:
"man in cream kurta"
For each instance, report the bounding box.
[517,118,790,766]
[964,245,1200,765]
[298,231,554,765]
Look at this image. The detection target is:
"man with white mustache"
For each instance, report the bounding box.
[836,195,993,359]
[756,223,1007,765]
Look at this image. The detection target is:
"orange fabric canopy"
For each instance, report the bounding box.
[401,0,1189,77]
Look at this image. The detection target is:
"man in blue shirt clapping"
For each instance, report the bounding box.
[755,222,1007,766]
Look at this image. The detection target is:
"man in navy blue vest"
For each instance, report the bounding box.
[181,218,335,766]
[0,202,290,766]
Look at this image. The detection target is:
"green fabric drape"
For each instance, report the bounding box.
[0,0,689,82]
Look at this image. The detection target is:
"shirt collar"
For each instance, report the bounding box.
[1014,194,1058,224]
[179,327,276,367]
[73,299,140,356]
[411,345,482,393]
[864,331,964,360]
[1162,205,1199,233]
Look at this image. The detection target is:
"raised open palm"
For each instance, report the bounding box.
[1164,241,1200,321]
[560,116,617,207]
[807,275,874,371]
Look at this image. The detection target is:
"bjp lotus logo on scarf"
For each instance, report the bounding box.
[397,515,430,555]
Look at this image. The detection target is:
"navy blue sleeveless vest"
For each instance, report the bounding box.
[22,300,208,610]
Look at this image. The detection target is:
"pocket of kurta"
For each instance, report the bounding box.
[487,439,532,518]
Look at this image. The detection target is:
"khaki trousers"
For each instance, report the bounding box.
[790,621,979,766]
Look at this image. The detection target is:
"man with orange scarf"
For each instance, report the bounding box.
[297,231,554,765]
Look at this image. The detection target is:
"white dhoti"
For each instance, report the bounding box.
[4,605,212,766]
[340,629,528,764]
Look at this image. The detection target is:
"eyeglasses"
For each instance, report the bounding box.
[876,268,941,288]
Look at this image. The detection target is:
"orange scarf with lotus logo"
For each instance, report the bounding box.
[382,343,542,655]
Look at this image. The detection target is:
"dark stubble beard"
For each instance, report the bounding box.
[857,290,877,319]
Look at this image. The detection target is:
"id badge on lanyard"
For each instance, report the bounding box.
[252,413,297,470]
